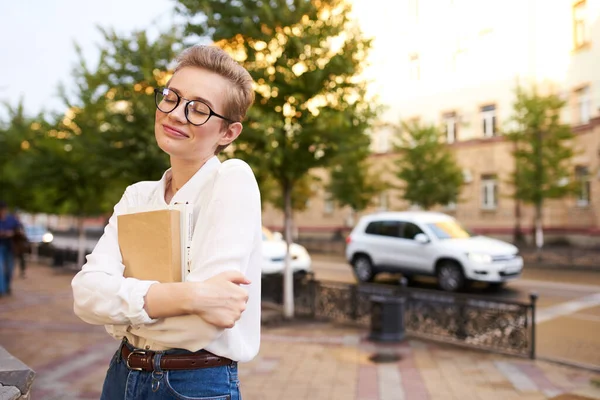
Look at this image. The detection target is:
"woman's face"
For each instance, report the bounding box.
[154,66,241,161]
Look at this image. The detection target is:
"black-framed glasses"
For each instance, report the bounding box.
[154,88,235,126]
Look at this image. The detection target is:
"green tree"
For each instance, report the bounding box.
[176,0,379,317]
[0,101,44,211]
[394,121,463,210]
[506,86,577,256]
[13,28,183,266]
[327,133,386,216]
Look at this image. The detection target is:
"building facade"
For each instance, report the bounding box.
[262,0,600,246]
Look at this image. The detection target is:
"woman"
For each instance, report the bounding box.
[71,45,262,400]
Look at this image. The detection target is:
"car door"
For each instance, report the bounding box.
[363,220,402,267]
[389,221,433,272]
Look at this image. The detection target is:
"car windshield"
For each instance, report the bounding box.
[426,220,473,240]
[262,227,274,241]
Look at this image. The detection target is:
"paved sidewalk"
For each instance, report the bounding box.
[1,262,599,400]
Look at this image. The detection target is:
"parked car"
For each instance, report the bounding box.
[345,211,523,291]
[23,225,54,244]
[261,227,312,275]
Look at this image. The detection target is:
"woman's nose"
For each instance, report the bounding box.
[168,102,188,124]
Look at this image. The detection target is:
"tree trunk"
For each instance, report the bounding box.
[534,202,543,262]
[282,181,295,319]
[512,139,525,246]
[514,199,525,245]
[77,216,86,268]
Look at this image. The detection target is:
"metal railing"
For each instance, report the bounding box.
[262,274,537,359]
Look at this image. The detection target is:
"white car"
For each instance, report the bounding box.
[345,211,523,291]
[261,227,312,275]
[24,225,54,244]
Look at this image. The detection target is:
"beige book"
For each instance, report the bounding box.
[118,209,182,283]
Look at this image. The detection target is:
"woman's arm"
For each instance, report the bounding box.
[141,159,261,335]
[71,186,165,326]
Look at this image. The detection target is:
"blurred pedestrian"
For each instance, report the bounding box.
[0,201,19,295]
[12,215,29,278]
[71,45,261,399]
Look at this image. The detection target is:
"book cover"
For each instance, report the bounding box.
[118,209,182,283]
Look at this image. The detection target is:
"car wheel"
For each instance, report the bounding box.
[353,255,375,282]
[293,270,308,279]
[437,262,465,292]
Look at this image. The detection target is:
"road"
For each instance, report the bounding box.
[311,254,600,370]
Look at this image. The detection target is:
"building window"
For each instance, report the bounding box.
[481,104,497,137]
[409,53,420,80]
[573,1,590,49]
[378,192,389,212]
[376,130,391,153]
[443,111,458,143]
[481,175,498,210]
[575,86,591,124]
[324,198,334,214]
[575,166,591,206]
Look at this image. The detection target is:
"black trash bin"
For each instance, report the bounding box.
[369,295,406,343]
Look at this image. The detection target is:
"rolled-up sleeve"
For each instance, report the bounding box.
[71,186,159,326]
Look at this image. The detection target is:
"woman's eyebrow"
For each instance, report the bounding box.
[167,86,215,109]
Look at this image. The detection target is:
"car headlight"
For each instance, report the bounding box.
[467,253,493,263]
[42,233,54,243]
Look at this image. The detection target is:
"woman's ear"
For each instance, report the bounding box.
[218,122,243,146]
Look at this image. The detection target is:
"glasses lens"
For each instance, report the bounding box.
[187,101,211,125]
[155,88,178,113]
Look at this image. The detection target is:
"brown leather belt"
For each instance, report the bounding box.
[121,344,233,372]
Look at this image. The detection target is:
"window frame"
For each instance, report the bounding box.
[575,85,591,125]
[575,166,591,207]
[573,0,590,50]
[443,111,458,143]
[481,104,497,138]
[409,53,421,81]
[481,175,498,210]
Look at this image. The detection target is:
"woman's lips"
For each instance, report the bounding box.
[163,124,189,138]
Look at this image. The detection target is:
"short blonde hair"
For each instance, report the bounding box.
[173,45,255,154]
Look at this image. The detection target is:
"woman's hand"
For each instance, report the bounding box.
[189,271,251,329]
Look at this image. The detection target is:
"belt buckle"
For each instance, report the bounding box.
[126,349,148,371]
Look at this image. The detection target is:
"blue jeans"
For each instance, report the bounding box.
[100,341,241,400]
[0,245,14,295]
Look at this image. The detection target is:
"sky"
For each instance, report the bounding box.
[0,0,175,117]
[0,0,395,120]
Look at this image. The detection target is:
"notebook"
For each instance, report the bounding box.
[117,202,193,282]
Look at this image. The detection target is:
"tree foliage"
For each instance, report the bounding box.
[0,102,49,212]
[176,0,377,197]
[394,121,463,210]
[175,0,379,317]
[505,86,577,250]
[327,133,385,212]
[0,28,183,218]
[506,86,577,206]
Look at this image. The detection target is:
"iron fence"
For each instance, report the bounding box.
[262,274,537,359]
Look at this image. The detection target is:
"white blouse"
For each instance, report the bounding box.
[71,156,262,362]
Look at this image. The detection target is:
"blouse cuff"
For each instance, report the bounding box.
[128,280,160,326]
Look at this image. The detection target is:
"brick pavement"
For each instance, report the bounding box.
[1,262,599,400]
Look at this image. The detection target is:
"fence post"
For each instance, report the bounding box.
[308,272,317,319]
[529,292,538,359]
[351,284,359,321]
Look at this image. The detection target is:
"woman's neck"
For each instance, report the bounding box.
[168,154,214,196]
